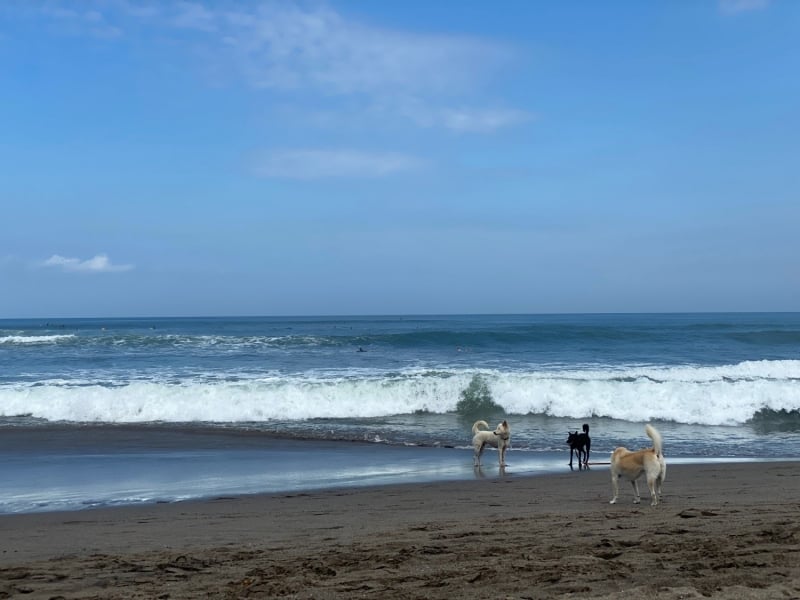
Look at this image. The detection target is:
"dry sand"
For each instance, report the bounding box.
[1,461,798,599]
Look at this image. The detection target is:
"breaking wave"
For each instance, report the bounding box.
[1,360,798,427]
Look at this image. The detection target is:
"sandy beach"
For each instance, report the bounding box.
[1,461,798,599]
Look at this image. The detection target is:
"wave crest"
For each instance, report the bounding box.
[0,360,798,426]
[0,334,76,345]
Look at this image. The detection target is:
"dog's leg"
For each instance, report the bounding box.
[499,445,506,467]
[647,475,659,506]
[655,472,664,503]
[630,480,641,504]
[610,472,619,504]
[474,443,483,467]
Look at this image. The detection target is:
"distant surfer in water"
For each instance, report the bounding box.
[357,347,366,352]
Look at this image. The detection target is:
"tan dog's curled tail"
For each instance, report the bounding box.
[645,424,663,458]
[472,420,490,435]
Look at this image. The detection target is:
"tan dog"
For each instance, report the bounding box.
[609,424,666,506]
[472,420,510,467]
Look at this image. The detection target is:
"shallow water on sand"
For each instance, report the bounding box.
[0,424,789,514]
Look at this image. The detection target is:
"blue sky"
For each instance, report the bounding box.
[1,0,798,317]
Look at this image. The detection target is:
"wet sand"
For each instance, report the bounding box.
[1,461,799,599]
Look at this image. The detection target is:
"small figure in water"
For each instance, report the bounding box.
[357,347,366,352]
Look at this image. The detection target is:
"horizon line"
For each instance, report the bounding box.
[1,310,798,322]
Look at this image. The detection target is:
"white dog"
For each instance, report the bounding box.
[609,424,666,506]
[472,420,511,467]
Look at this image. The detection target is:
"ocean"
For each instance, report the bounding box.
[1,313,798,513]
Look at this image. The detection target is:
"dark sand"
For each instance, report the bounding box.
[1,461,798,599]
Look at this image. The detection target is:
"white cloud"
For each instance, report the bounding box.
[254,149,424,180]
[38,1,510,96]
[37,4,123,38]
[438,108,533,133]
[215,4,509,97]
[719,0,770,14]
[170,1,217,31]
[31,1,527,133]
[42,254,134,273]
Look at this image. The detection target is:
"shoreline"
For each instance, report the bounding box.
[3,442,794,516]
[1,461,799,598]
[3,421,797,515]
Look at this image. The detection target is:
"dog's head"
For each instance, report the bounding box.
[494,420,510,440]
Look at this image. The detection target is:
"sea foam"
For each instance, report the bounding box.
[0,334,76,344]
[1,360,798,426]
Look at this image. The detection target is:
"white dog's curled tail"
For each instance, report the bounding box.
[472,420,490,434]
[645,424,663,457]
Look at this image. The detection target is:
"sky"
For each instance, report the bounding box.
[1,0,798,318]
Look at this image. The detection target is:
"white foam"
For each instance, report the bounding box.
[0,360,798,426]
[0,334,76,344]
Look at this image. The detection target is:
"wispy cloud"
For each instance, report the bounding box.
[36,1,510,94]
[41,254,134,273]
[254,149,424,180]
[214,5,508,97]
[719,0,770,14]
[37,4,123,38]
[30,1,530,133]
[437,108,533,134]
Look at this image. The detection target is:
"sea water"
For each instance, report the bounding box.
[1,313,798,513]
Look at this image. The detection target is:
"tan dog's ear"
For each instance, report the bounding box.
[502,420,508,427]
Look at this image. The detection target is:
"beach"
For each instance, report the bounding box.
[1,461,798,599]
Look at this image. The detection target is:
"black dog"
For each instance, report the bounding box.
[567,424,591,469]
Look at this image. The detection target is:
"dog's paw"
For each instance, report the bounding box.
[609,499,617,504]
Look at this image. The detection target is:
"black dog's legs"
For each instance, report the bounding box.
[581,424,591,467]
